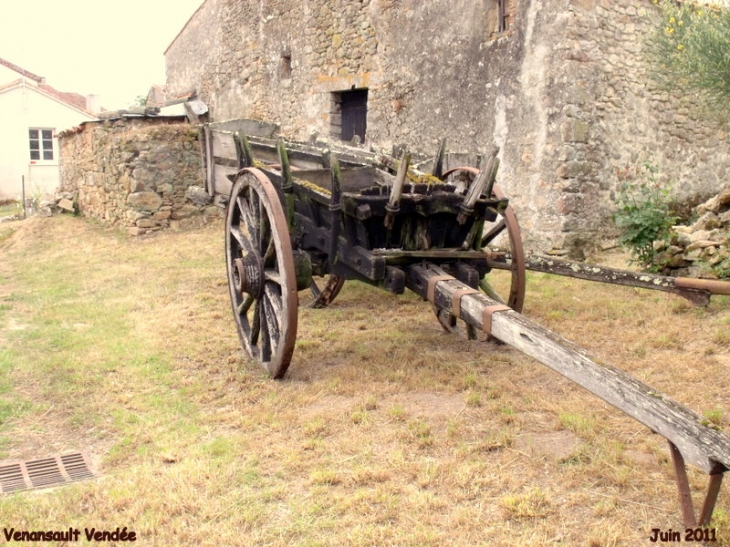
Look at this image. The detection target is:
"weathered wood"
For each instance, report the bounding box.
[207,118,279,138]
[200,125,211,196]
[341,193,505,229]
[277,138,295,231]
[270,167,376,194]
[483,157,500,201]
[213,165,237,197]
[373,249,488,260]
[443,152,483,173]
[211,131,238,162]
[205,126,215,197]
[431,138,447,179]
[385,150,410,229]
[236,131,254,168]
[458,148,498,224]
[406,263,730,475]
[517,255,712,306]
[247,137,373,170]
[328,154,343,268]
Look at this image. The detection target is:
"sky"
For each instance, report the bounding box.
[0,0,203,110]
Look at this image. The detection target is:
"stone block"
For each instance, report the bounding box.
[187,186,213,206]
[557,193,584,215]
[132,167,155,184]
[130,178,146,193]
[39,194,56,208]
[127,191,163,212]
[562,120,590,143]
[555,161,594,178]
[128,227,146,236]
[170,204,199,220]
[153,210,172,220]
[202,206,222,217]
[57,198,75,212]
[136,218,158,228]
[157,183,174,195]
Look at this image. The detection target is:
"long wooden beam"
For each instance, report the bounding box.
[508,255,730,306]
[406,262,730,475]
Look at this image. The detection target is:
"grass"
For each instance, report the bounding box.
[0,200,22,217]
[0,216,728,546]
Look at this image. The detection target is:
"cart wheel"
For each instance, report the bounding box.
[441,166,526,313]
[303,275,345,309]
[225,168,298,378]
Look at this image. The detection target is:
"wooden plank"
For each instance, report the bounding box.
[207,118,279,138]
[406,263,730,475]
[212,165,237,197]
[243,135,375,170]
[443,152,482,172]
[257,167,377,194]
[200,125,211,196]
[205,126,215,197]
[373,249,487,260]
[211,131,238,162]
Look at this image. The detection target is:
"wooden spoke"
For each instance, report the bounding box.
[250,301,261,347]
[229,225,246,248]
[299,275,346,309]
[225,168,298,378]
[481,218,506,246]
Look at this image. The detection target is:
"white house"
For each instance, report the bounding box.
[0,57,97,201]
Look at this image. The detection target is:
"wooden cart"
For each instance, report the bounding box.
[201,119,730,529]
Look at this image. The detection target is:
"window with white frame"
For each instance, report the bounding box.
[29,129,54,161]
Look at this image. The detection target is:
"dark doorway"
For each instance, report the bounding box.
[333,89,368,143]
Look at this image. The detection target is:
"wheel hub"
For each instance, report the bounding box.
[233,250,265,298]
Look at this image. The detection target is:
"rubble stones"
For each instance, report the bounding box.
[654,186,730,278]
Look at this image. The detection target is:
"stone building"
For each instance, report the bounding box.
[164,0,729,256]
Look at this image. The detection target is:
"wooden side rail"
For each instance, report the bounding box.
[407,263,730,526]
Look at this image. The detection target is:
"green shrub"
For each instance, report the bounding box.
[645,0,730,117]
[613,163,678,268]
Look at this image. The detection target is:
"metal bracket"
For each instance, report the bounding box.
[426,274,453,304]
[451,288,479,318]
[482,304,510,335]
[669,441,725,527]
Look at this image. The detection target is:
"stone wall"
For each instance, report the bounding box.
[58,118,216,235]
[165,0,729,257]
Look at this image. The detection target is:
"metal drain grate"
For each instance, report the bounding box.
[0,452,95,494]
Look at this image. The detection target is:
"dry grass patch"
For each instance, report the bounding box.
[0,216,728,546]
